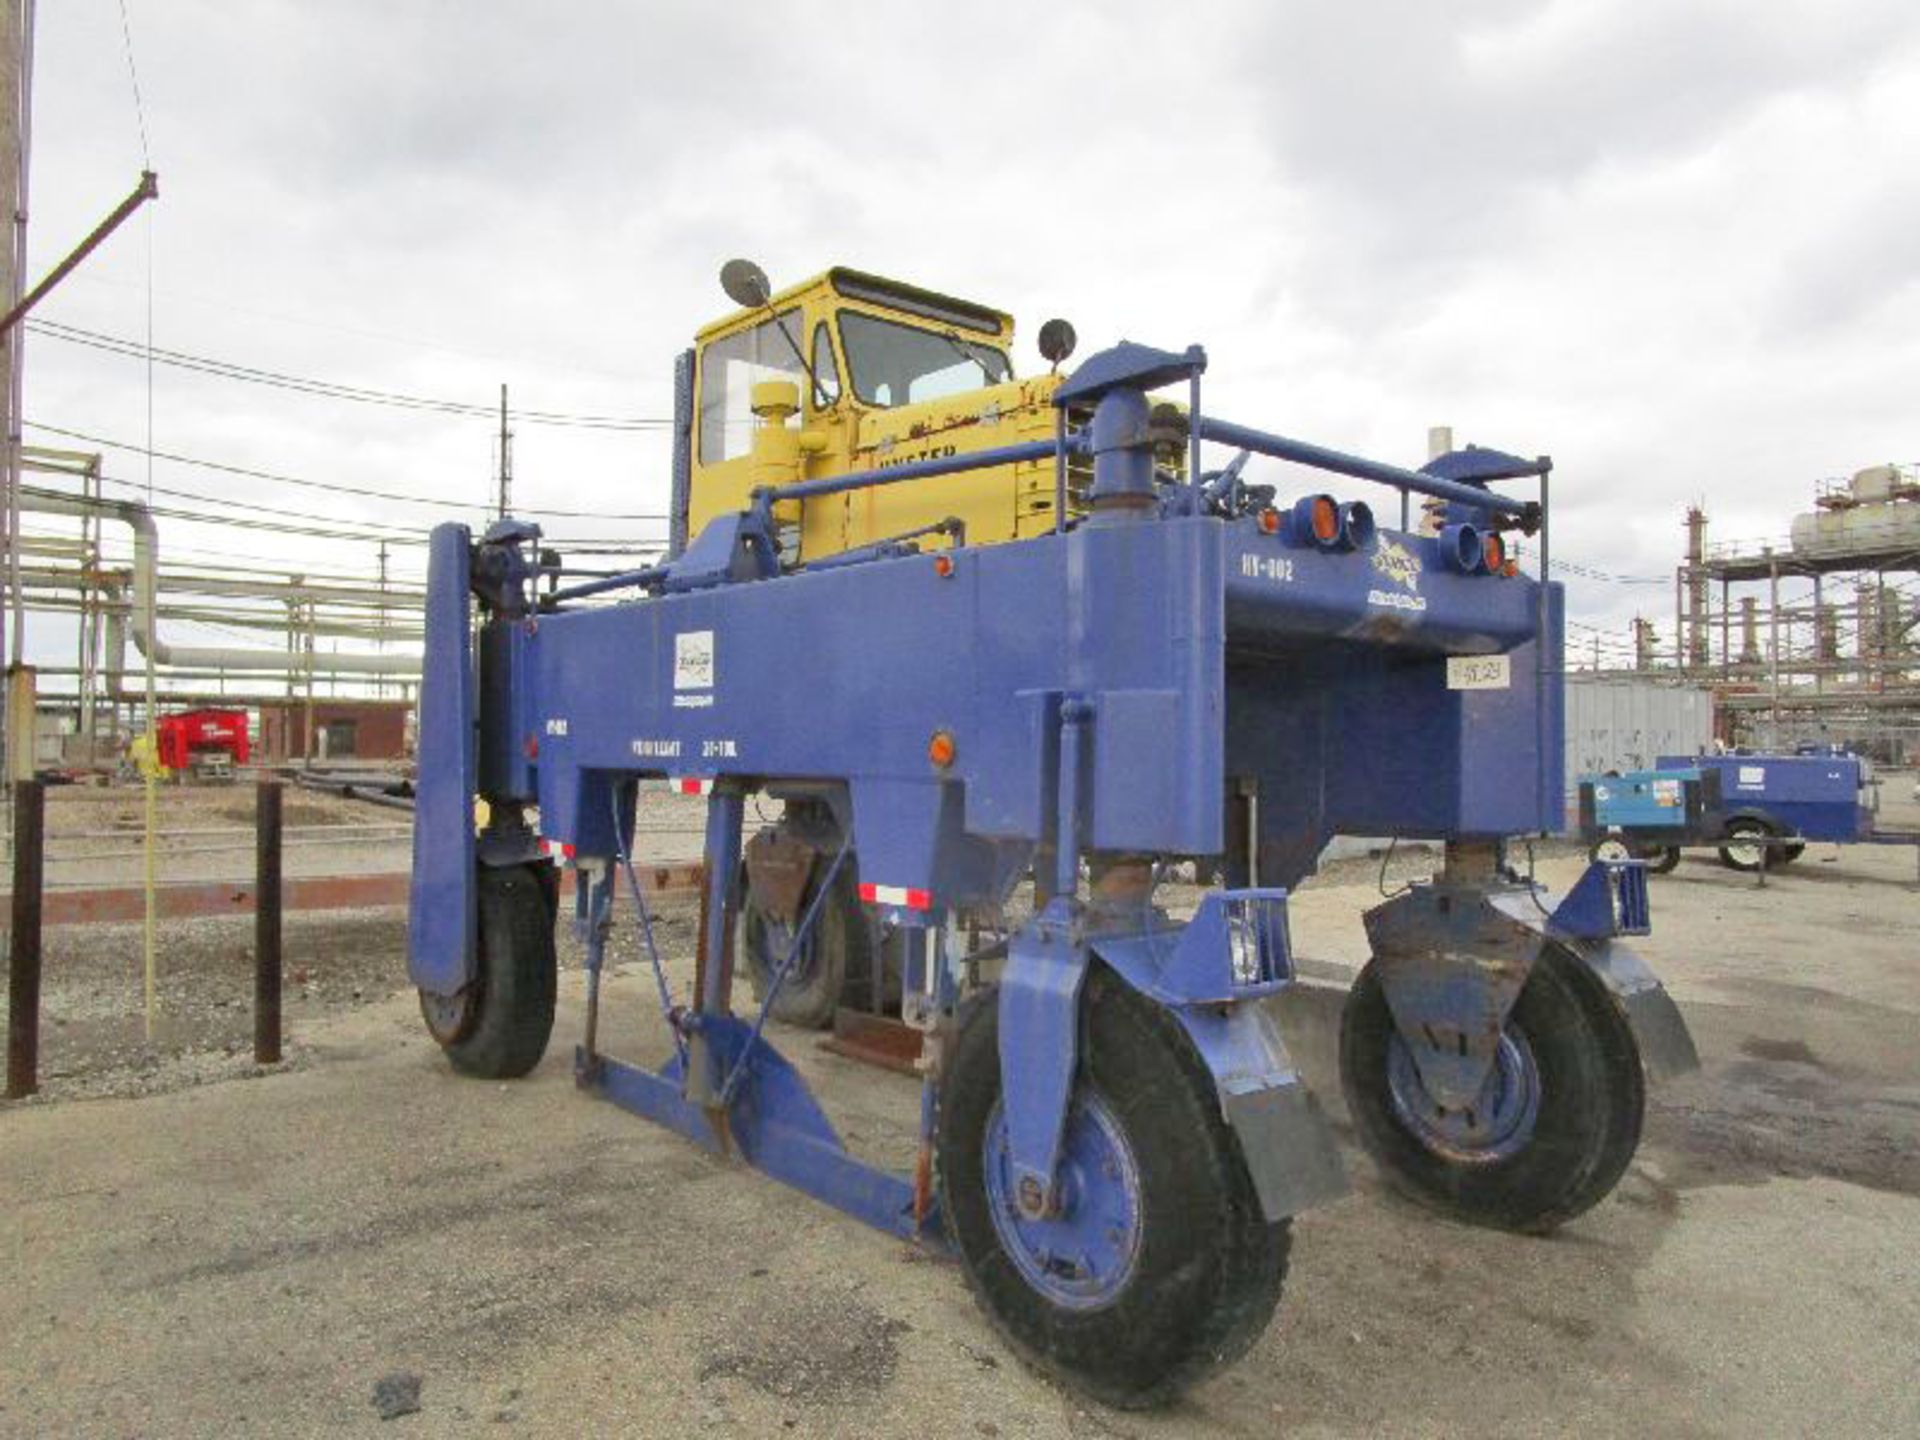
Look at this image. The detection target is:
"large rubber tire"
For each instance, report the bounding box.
[937,968,1290,1409]
[1339,942,1645,1234]
[1717,817,1774,872]
[739,860,873,1030]
[420,864,557,1079]
[1647,846,1682,875]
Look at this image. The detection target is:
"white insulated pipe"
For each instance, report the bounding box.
[22,487,422,676]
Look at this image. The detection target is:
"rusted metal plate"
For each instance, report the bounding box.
[29,861,704,927]
[819,1007,923,1076]
[744,829,815,925]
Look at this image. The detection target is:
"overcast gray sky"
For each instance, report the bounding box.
[21,0,1920,668]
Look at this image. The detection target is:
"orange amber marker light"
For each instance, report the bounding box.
[933,553,955,578]
[927,730,957,769]
[1258,507,1281,534]
[1482,534,1506,573]
[1312,496,1339,542]
[1502,559,1520,578]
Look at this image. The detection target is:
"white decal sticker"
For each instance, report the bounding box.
[1446,655,1510,690]
[702,738,739,759]
[674,630,714,691]
[544,717,569,737]
[1737,765,1765,788]
[1367,588,1429,613]
[631,738,683,759]
[1240,554,1295,583]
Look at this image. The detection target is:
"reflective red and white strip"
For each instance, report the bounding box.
[667,776,713,796]
[859,882,933,910]
[542,838,576,862]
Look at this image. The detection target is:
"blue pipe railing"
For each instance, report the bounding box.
[1194,416,1541,520]
[757,437,1068,508]
[546,563,669,604]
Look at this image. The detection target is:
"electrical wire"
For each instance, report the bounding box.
[115,0,151,167]
[80,472,430,536]
[1548,558,1668,585]
[27,420,670,521]
[26,319,674,431]
[1376,835,1414,899]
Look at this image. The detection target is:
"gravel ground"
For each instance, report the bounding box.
[2,782,1918,1436]
[0,783,715,1102]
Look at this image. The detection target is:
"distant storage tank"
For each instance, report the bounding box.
[1790,465,1920,560]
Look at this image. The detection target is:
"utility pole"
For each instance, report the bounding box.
[496,383,513,520]
[0,0,32,782]
[375,539,388,700]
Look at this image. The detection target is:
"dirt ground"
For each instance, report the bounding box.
[3,780,1918,1438]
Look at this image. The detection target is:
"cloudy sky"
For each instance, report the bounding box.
[19,0,1920,671]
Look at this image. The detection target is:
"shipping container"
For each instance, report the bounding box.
[1565,677,1715,806]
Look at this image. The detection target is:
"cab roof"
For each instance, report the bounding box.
[694,266,1013,344]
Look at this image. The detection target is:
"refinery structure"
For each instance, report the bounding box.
[11,443,431,774]
[1615,463,1920,761]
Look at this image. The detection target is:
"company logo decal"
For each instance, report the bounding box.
[1372,538,1421,592]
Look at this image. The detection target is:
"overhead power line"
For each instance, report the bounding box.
[26,420,668,521]
[27,318,675,431]
[115,0,152,167]
[90,469,434,535]
[1548,558,1669,586]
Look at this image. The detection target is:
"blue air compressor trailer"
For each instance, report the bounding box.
[1578,766,1723,873]
[406,330,1697,1406]
[1652,751,1918,873]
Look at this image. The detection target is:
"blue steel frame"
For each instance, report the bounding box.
[407,335,1684,1255]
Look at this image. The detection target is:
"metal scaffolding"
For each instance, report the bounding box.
[1665,467,1920,758]
[14,445,425,770]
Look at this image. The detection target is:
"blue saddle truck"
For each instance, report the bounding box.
[407,280,1700,1405]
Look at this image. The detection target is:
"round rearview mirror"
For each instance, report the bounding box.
[720,258,773,310]
[1038,317,1077,366]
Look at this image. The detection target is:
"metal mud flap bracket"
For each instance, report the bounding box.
[1087,889,1349,1221]
[1363,860,1700,1115]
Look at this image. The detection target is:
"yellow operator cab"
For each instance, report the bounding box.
[683,266,1086,563]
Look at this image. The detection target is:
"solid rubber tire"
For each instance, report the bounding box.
[937,968,1290,1409]
[1647,846,1682,875]
[422,863,557,1079]
[1339,942,1645,1234]
[1717,818,1773,873]
[739,859,872,1030]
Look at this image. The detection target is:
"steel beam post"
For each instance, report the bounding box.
[5,775,41,1096]
[253,780,282,1064]
[688,784,745,1108]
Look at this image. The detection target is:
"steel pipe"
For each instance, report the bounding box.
[20,485,421,675]
[759,438,1063,507]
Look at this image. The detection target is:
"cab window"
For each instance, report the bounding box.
[810,322,841,406]
[698,308,806,463]
[839,310,1010,408]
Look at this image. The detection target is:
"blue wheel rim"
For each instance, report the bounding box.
[982,1093,1143,1310]
[1386,1027,1541,1164]
[755,913,817,986]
